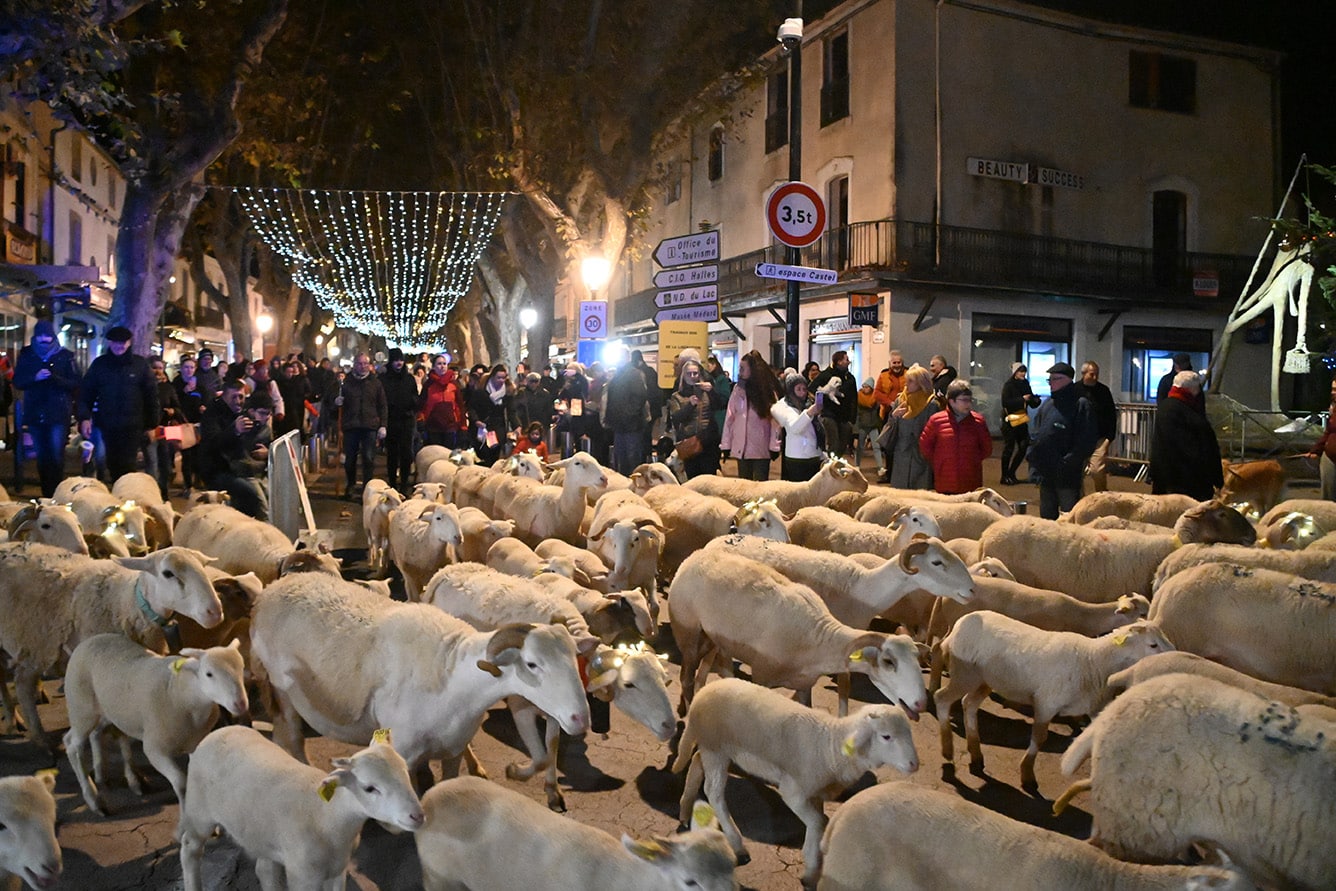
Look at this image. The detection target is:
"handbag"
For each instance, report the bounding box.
[1005,411,1030,428]
[674,389,710,461]
[877,420,898,451]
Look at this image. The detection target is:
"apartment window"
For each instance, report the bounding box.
[707,126,724,182]
[107,235,116,276]
[665,160,682,205]
[765,70,789,154]
[827,175,849,269]
[108,175,117,208]
[820,29,850,126]
[89,160,98,187]
[67,211,82,266]
[69,137,82,183]
[1129,51,1196,114]
[1152,190,1187,288]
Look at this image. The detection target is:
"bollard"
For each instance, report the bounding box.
[306,436,323,474]
[560,432,573,459]
[1014,501,1028,515]
[578,434,591,455]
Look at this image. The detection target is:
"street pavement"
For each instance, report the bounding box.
[0,444,1277,890]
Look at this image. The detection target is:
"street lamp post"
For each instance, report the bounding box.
[256,311,274,360]
[520,306,538,365]
[779,11,803,372]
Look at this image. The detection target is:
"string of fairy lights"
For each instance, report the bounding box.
[233,188,508,351]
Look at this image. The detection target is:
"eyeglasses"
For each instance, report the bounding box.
[952,395,973,402]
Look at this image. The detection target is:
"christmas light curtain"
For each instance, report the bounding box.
[233,188,507,351]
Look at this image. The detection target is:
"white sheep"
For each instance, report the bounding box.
[6,501,88,554]
[387,497,463,601]
[0,772,61,891]
[1108,650,1336,711]
[936,611,1173,790]
[628,461,680,494]
[1066,491,1202,526]
[1259,509,1331,549]
[1083,515,1179,535]
[425,562,597,650]
[69,486,150,556]
[63,634,248,814]
[249,573,589,773]
[411,480,451,503]
[968,555,1013,579]
[178,725,424,891]
[416,776,736,891]
[111,471,177,547]
[0,542,223,748]
[1153,541,1336,591]
[1258,497,1336,537]
[360,479,404,574]
[493,449,546,481]
[489,451,609,545]
[1059,673,1336,890]
[978,507,1255,603]
[855,496,1007,540]
[670,549,928,719]
[484,536,582,582]
[173,503,341,584]
[185,490,230,509]
[51,474,107,502]
[414,444,453,481]
[682,455,867,514]
[644,488,789,578]
[927,579,1150,690]
[1148,563,1336,694]
[817,781,1259,891]
[448,462,516,515]
[448,504,510,561]
[532,572,655,643]
[787,505,929,559]
[673,678,918,886]
[587,489,665,620]
[534,538,612,591]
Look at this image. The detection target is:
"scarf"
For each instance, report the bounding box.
[901,388,935,419]
[35,341,59,361]
[487,377,507,405]
[1167,385,1197,404]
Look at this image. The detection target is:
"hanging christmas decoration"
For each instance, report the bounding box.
[233,188,507,351]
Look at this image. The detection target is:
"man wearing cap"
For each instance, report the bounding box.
[379,348,418,491]
[13,319,81,496]
[1028,361,1100,519]
[78,325,158,482]
[195,348,223,399]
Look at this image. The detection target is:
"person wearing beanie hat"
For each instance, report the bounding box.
[378,346,418,490]
[855,375,884,475]
[1028,360,1099,518]
[999,362,1041,485]
[771,369,824,481]
[78,322,158,482]
[13,319,81,495]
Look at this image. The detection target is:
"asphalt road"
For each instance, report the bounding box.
[2,449,1170,891]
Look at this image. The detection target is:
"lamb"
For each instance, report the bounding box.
[0,542,223,747]
[935,611,1173,789]
[489,451,610,545]
[534,538,612,590]
[1065,491,1203,526]
[420,458,459,499]
[1148,563,1336,694]
[643,488,789,578]
[927,579,1151,691]
[173,503,342,584]
[787,505,933,559]
[978,506,1255,602]
[448,504,510,561]
[5,501,88,554]
[360,479,404,573]
[1152,542,1336,590]
[1108,651,1336,711]
[63,634,248,814]
[854,496,1007,540]
[111,471,177,547]
[178,726,424,891]
[386,497,463,601]
[683,455,867,513]
[248,573,589,773]
[1058,674,1336,891]
[0,772,61,891]
[587,489,665,620]
[414,443,453,481]
[816,782,1259,891]
[670,549,928,719]
[673,678,918,887]
[415,776,736,891]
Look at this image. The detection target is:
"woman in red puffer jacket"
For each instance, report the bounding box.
[419,355,465,447]
[919,379,993,494]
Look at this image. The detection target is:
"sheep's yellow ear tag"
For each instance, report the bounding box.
[841,736,857,758]
[35,768,58,781]
[171,658,187,673]
[372,728,393,746]
[318,778,339,801]
[1111,632,1128,647]
[692,801,716,826]
[849,649,865,662]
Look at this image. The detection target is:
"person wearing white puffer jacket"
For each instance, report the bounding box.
[771,371,824,482]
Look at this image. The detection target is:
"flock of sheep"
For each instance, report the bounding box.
[0,447,1333,890]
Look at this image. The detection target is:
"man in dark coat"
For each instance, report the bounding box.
[1151,370,1223,500]
[1077,361,1119,492]
[812,350,858,457]
[13,319,81,496]
[603,359,650,474]
[378,348,419,491]
[338,352,387,499]
[1028,362,1100,519]
[77,325,158,482]
[199,379,272,518]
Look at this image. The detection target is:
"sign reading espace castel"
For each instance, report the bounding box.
[766,181,826,249]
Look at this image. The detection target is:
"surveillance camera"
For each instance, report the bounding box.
[777,17,803,44]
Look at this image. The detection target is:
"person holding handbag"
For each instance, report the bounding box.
[668,359,724,478]
[878,363,942,489]
[999,362,1041,485]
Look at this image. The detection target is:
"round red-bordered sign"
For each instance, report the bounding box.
[767,181,826,248]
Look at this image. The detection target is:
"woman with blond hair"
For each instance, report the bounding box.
[879,363,943,489]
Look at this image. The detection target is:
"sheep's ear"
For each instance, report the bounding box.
[227,638,242,651]
[179,647,206,659]
[623,835,672,861]
[34,768,57,792]
[232,572,264,599]
[112,554,155,572]
[588,521,611,542]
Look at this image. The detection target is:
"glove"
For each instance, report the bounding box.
[769,450,780,461]
[377,426,387,441]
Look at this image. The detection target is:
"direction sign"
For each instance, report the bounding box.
[655,304,719,324]
[653,231,720,268]
[578,300,607,339]
[766,181,826,249]
[655,284,718,309]
[653,264,718,288]
[755,262,838,285]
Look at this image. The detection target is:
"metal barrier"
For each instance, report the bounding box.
[1106,402,1155,482]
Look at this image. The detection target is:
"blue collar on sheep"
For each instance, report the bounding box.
[135,577,181,652]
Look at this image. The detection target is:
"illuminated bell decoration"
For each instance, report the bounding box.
[234,188,508,352]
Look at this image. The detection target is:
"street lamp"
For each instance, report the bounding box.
[256,311,274,360]
[581,251,612,296]
[520,306,538,364]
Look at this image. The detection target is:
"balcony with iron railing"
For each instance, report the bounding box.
[613,219,1260,328]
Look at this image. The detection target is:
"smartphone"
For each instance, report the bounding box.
[815,392,825,408]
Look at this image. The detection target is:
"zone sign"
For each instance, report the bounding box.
[766,181,826,249]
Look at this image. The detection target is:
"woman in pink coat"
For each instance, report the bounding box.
[720,350,783,480]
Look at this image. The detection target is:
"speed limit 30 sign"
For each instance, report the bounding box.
[767,181,826,249]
